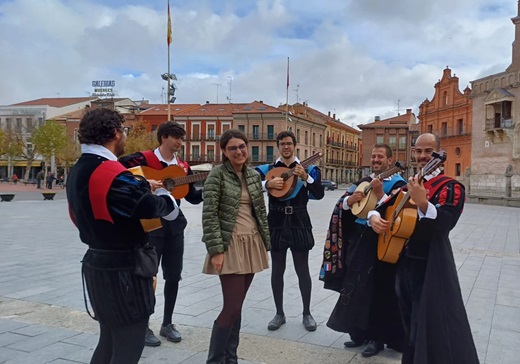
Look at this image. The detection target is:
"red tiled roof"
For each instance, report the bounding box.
[11,97,97,108]
[359,113,413,128]
[138,104,201,116]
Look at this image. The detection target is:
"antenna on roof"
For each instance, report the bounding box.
[226,76,232,103]
[396,99,401,115]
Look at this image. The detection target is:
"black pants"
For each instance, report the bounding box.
[90,319,148,364]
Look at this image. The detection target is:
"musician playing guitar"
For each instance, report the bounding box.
[369,133,478,364]
[120,121,203,347]
[320,143,406,358]
[256,131,324,333]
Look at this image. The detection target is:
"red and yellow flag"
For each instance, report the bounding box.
[167,0,172,45]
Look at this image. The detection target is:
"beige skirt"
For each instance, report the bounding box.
[202,230,269,275]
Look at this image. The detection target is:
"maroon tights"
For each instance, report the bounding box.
[216,273,254,328]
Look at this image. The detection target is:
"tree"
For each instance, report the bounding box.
[56,137,80,178]
[31,120,68,174]
[122,121,157,156]
[0,129,24,178]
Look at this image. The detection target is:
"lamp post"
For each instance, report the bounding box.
[161,73,177,120]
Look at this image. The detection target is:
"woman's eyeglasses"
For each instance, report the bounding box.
[227,144,247,153]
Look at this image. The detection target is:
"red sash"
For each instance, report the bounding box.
[89,161,128,223]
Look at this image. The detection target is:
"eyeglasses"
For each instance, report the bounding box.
[227,143,247,153]
[119,127,129,136]
[279,142,294,148]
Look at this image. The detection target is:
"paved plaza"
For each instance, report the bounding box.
[0,183,519,363]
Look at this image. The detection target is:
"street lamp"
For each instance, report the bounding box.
[161,73,178,120]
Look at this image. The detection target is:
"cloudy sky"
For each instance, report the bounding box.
[0,0,516,125]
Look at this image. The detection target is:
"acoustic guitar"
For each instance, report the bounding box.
[377,151,447,263]
[351,161,405,219]
[266,153,323,199]
[129,165,209,232]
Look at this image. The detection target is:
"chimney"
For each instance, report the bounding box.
[259,100,263,103]
[333,113,336,119]
[406,108,412,114]
[328,111,330,117]
[375,116,381,121]
[206,101,210,104]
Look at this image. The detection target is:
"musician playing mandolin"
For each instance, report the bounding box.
[370,133,479,364]
[256,131,324,332]
[320,143,405,358]
[120,121,203,346]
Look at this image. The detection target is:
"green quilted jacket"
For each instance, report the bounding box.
[202,160,270,257]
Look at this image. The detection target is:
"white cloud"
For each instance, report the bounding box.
[0,0,516,125]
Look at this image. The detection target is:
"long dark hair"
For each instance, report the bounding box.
[220,129,248,164]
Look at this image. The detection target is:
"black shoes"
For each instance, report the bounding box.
[302,314,317,331]
[144,327,161,347]
[361,340,384,358]
[160,323,182,343]
[344,340,365,348]
[267,314,286,331]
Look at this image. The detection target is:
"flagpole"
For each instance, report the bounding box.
[167,0,171,121]
[285,57,289,130]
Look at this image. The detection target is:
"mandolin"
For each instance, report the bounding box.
[129,165,209,232]
[377,151,446,263]
[266,153,323,199]
[351,161,405,219]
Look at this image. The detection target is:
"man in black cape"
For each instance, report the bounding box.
[320,144,405,357]
[370,133,479,364]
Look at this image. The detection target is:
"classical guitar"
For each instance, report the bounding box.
[266,153,323,199]
[129,165,209,232]
[351,161,406,219]
[377,151,447,263]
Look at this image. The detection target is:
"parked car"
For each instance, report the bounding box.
[321,180,337,191]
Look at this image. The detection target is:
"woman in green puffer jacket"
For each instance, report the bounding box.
[202,129,270,364]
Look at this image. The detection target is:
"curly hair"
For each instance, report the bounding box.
[78,108,125,145]
[156,121,186,145]
[276,130,297,146]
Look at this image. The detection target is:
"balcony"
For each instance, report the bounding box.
[190,133,220,142]
[326,159,357,167]
[484,117,513,131]
[244,132,277,141]
[435,127,472,139]
[326,140,358,151]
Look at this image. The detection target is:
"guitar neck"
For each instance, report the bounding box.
[283,153,322,180]
[364,165,403,194]
[172,172,208,187]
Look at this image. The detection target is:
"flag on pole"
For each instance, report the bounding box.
[167,0,172,45]
[286,57,290,89]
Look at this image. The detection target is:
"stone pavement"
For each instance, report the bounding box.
[0,185,519,363]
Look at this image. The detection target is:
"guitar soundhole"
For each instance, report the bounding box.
[281,173,289,179]
[163,178,176,191]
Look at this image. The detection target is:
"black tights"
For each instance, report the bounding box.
[162,279,179,326]
[216,274,254,328]
[90,318,147,364]
[270,250,312,316]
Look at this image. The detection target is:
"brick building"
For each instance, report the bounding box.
[418,67,472,179]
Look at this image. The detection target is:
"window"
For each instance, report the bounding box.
[443,91,448,105]
[207,124,215,139]
[6,118,12,130]
[252,125,259,139]
[376,135,384,144]
[312,132,316,146]
[457,119,463,134]
[192,124,200,140]
[427,124,433,133]
[16,118,22,133]
[305,131,308,145]
[399,136,406,150]
[192,145,200,159]
[266,146,274,162]
[27,118,33,132]
[441,122,447,137]
[267,125,274,139]
[237,125,245,132]
[252,146,259,162]
[296,148,300,159]
[319,134,322,147]
[296,129,300,143]
[38,117,44,127]
[304,150,308,159]
[207,145,215,161]
[389,136,396,149]
[455,163,461,177]
[26,143,33,155]
[222,124,231,132]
